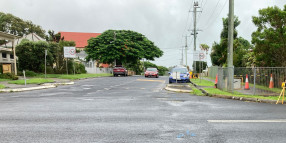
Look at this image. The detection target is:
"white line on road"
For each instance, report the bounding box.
[208,120,286,123]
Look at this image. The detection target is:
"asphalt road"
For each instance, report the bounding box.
[0,76,286,143]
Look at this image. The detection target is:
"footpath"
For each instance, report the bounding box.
[0,77,74,92]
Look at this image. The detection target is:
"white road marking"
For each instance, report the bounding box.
[208,120,286,123]
[82,85,95,87]
[104,88,110,90]
[11,96,20,98]
[81,98,94,101]
[83,88,91,90]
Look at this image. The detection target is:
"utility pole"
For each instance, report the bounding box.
[190,1,202,73]
[184,35,190,68]
[227,0,234,92]
[180,46,184,66]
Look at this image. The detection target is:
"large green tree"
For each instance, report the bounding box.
[16,40,53,73]
[251,5,286,67]
[210,15,240,66]
[210,15,252,67]
[85,30,163,69]
[0,12,46,45]
[16,39,85,74]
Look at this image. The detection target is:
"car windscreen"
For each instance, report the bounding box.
[146,68,157,71]
[171,68,188,74]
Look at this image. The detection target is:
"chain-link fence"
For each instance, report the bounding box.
[209,67,285,96]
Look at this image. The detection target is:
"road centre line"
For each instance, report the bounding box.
[208,119,286,123]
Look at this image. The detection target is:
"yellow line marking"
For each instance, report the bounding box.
[137,79,165,83]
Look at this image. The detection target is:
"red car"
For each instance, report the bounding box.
[113,65,128,77]
[145,68,159,78]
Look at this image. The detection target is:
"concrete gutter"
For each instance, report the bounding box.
[0,82,75,93]
[165,84,192,93]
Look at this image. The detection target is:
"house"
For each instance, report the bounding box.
[0,31,20,74]
[0,33,45,74]
[1,33,45,48]
[60,32,101,51]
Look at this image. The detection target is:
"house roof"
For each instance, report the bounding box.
[0,33,45,48]
[60,32,101,48]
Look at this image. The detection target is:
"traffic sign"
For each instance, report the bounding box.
[64,47,76,58]
[193,51,206,61]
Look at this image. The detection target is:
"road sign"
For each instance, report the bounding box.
[64,47,76,58]
[193,51,206,61]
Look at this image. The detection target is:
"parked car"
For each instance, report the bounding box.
[145,68,159,78]
[113,65,128,77]
[169,67,190,83]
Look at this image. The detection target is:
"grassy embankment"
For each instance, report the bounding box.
[190,78,284,101]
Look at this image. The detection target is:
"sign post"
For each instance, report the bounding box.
[64,47,76,75]
[45,49,47,78]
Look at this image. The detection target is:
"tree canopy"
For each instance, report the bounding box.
[85,30,163,67]
[251,5,286,67]
[0,12,46,45]
[210,15,252,67]
[200,44,210,52]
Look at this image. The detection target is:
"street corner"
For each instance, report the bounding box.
[165,83,192,93]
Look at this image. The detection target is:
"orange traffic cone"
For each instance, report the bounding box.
[269,74,274,88]
[244,74,250,90]
[214,74,218,88]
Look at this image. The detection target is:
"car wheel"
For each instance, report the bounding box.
[113,74,116,77]
[156,75,159,78]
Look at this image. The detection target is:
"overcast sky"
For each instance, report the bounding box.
[0,0,285,68]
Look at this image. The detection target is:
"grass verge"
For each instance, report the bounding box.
[190,78,214,86]
[189,84,204,96]
[204,88,283,101]
[0,79,11,82]
[8,78,54,85]
[0,84,5,89]
[36,73,112,80]
[247,83,281,93]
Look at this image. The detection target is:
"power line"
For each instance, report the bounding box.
[203,0,228,30]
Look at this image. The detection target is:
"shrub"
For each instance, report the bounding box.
[0,73,18,80]
[24,70,37,77]
[46,66,54,74]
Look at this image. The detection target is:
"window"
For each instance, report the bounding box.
[2,53,7,58]
[10,54,14,59]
